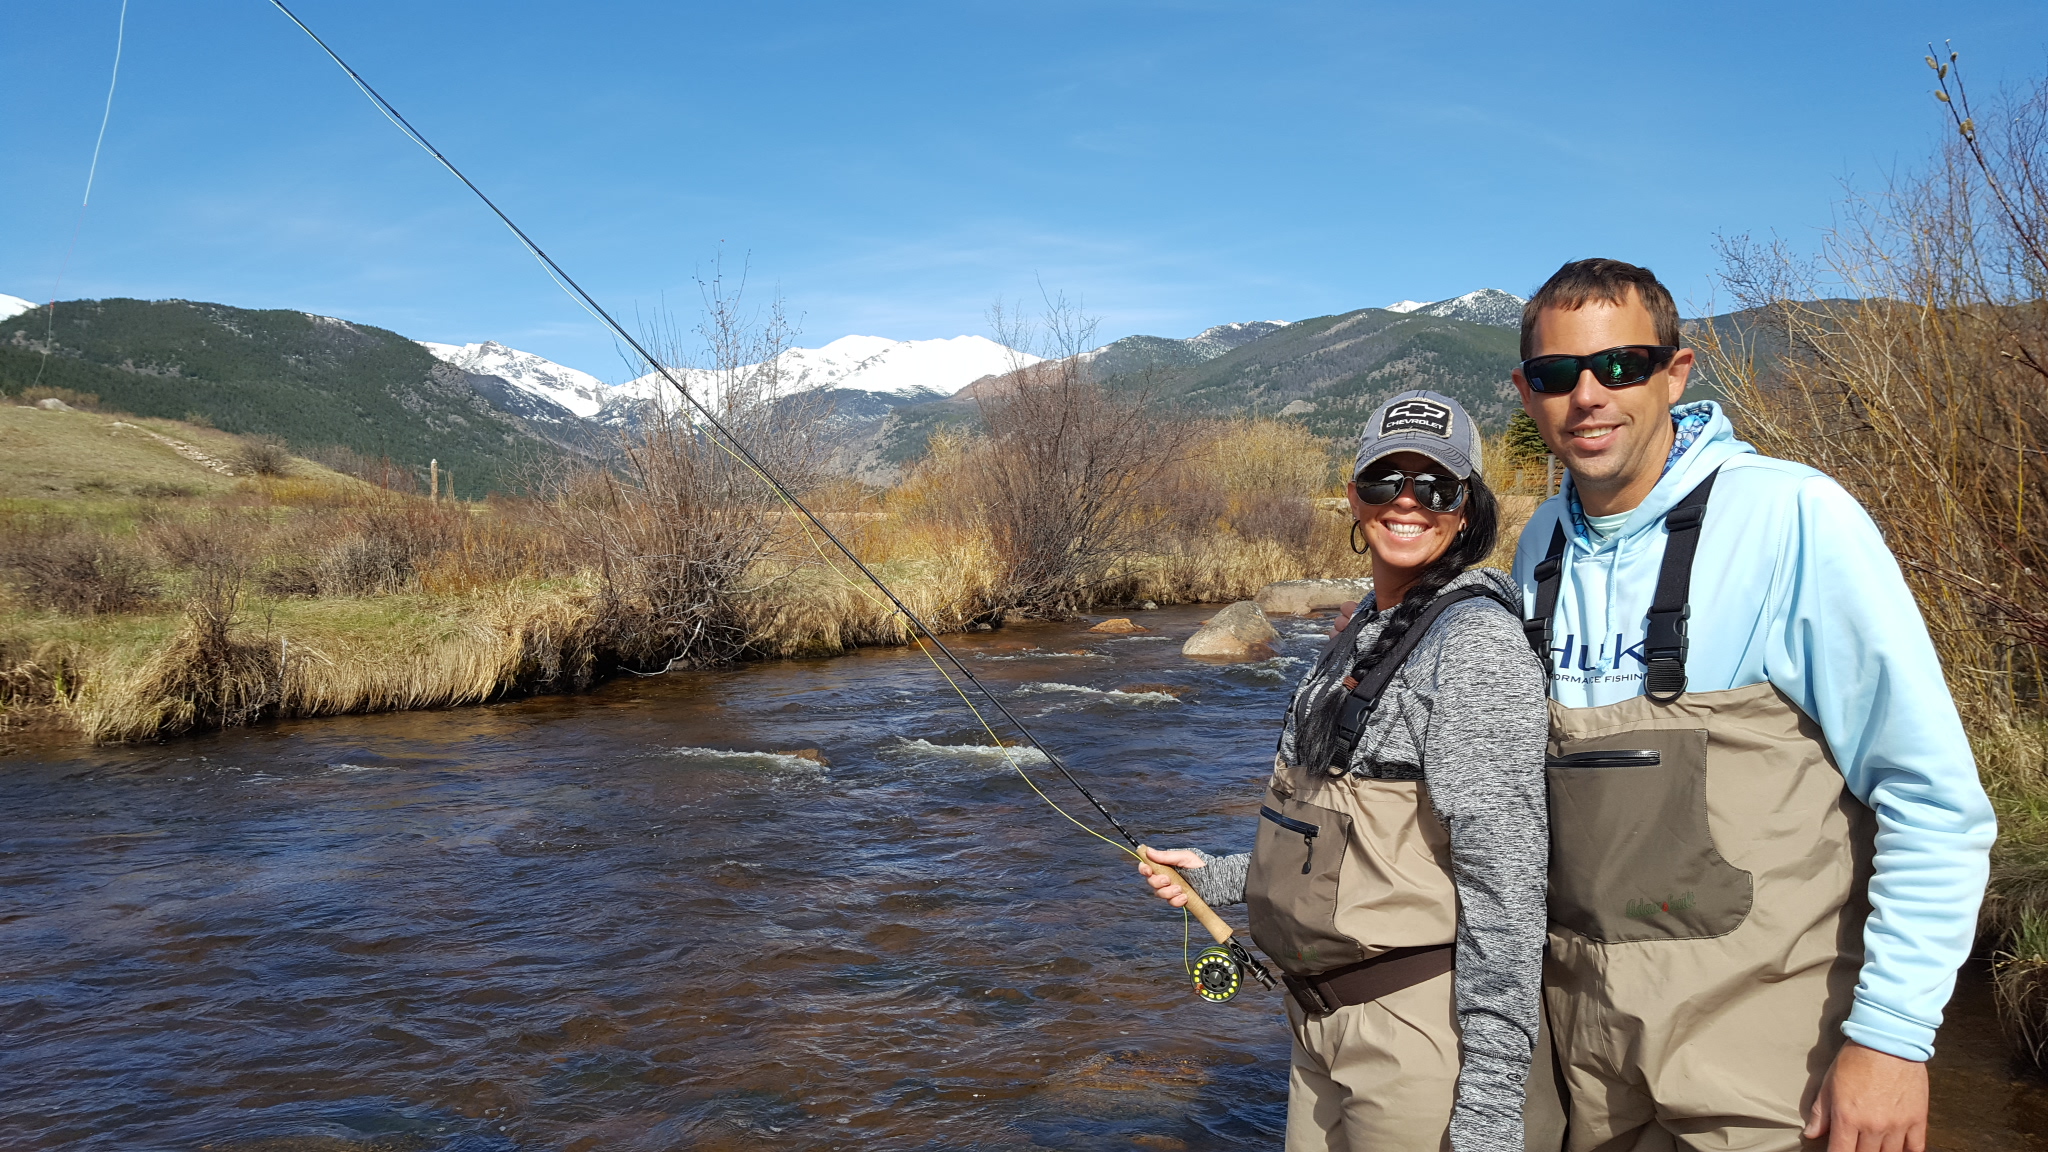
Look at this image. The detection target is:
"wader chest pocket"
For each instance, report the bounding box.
[1546,731,1753,943]
[1247,793,1355,974]
[1260,806,1318,873]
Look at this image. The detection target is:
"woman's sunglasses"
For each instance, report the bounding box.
[1354,468,1468,513]
[1519,345,1677,395]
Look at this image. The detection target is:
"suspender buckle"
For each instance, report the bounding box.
[1644,653,1687,702]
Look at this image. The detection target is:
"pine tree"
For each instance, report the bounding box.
[1505,411,1550,462]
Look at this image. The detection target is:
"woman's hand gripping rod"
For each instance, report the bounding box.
[1139,847,1274,999]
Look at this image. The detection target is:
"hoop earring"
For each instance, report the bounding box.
[1350,521,1370,555]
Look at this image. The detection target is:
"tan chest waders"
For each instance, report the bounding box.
[1246,588,1561,1152]
[1526,472,1875,1152]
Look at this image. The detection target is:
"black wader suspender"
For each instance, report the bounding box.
[1331,585,1503,766]
[1523,470,1721,704]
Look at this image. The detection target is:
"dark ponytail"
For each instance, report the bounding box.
[1291,472,1500,776]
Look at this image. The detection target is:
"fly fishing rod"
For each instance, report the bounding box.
[267,1,1271,1002]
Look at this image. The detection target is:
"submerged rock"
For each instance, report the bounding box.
[1255,578,1372,617]
[1088,617,1150,634]
[1181,601,1280,661]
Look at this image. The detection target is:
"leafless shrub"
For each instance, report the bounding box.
[544,268,826,668]
[0,516,159,615]
[308,444,418,492]
[1697,54,2048,718]
[123,562,280,738]
[253,500,470,597]
[953,295,1201,618]
[1692,49,2048,1063]
[234,435,293,478]
[143,509,266,574]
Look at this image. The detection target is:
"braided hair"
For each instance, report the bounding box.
[1289,470,1501,776]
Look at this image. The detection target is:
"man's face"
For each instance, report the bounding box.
[1512,292,1693,508]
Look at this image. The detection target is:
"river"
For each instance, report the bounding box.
[2,605,2042,1150]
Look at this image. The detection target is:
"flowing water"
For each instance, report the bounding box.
[1,605,2042,1150]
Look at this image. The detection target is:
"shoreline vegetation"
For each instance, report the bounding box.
[1694,61,2048,1067]
[0,388,1549,750]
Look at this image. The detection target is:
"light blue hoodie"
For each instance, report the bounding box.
[1511,401,1995,1062]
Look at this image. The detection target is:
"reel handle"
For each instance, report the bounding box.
[1138,845,1234,944]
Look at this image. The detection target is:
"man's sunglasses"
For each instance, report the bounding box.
[1354,468,1468,513]
[1519,345,1678,395]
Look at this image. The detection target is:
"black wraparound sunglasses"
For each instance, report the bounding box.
[1520,345,1678,395]
[1354,468,1468,513]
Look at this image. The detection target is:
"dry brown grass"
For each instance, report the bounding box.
[11,410,1374,745]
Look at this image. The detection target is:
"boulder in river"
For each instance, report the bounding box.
[1255,578,1373,617]
[1088,618,1150,634]
[1181,601,1280,661]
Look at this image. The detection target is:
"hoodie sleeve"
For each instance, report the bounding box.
[1768,475,1996,1061]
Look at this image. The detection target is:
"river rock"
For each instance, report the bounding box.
[1181,601,1280,661]
[1255,578,1373,617]
[1089,617,1149,634]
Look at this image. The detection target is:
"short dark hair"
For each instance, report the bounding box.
[1520,258,1682,358]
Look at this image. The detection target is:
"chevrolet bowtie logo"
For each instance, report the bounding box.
[1382,399,1453,438]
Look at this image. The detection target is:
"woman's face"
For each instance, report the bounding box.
[1346,451,1469,578]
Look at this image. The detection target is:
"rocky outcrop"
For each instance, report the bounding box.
[1088,618,1150,634]
[1255,578,1373,617]
[1182,601,1280,661]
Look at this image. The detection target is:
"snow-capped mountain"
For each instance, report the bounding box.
[0,293,39,323]
[418,340,611,419]
[1384,289,1525,328]
[623,334,1040,406]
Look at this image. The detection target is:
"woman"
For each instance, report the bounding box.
[1139,389,1552,1152]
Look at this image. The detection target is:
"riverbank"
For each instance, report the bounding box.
[2,403,1430,745]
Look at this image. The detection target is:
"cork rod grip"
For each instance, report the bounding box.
[1139,845,1235,944]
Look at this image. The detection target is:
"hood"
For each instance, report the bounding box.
[1558,401,1755,546]
[1447,564,1521,605]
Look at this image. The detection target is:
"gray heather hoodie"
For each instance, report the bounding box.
[1182,566,1549,1152]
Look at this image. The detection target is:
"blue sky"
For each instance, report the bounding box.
[6,1,2046,381]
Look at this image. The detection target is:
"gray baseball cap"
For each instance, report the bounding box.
[1352,389,1482,480]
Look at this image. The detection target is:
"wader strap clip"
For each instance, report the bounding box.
[1525,525,1568,675]
[1642,470,1721,704]
[1331,586,1507,768]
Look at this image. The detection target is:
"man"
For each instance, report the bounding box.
[1510,258,1995,1152]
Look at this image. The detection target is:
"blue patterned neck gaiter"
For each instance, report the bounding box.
[1565,402,1713,540]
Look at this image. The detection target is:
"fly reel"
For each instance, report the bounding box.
[1190,937,1273,1004]
[1192,945,1245,1003]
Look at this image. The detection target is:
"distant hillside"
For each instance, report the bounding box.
[1146,307,1522,437]
[0,299,574,495]
[872,306,1523,465]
